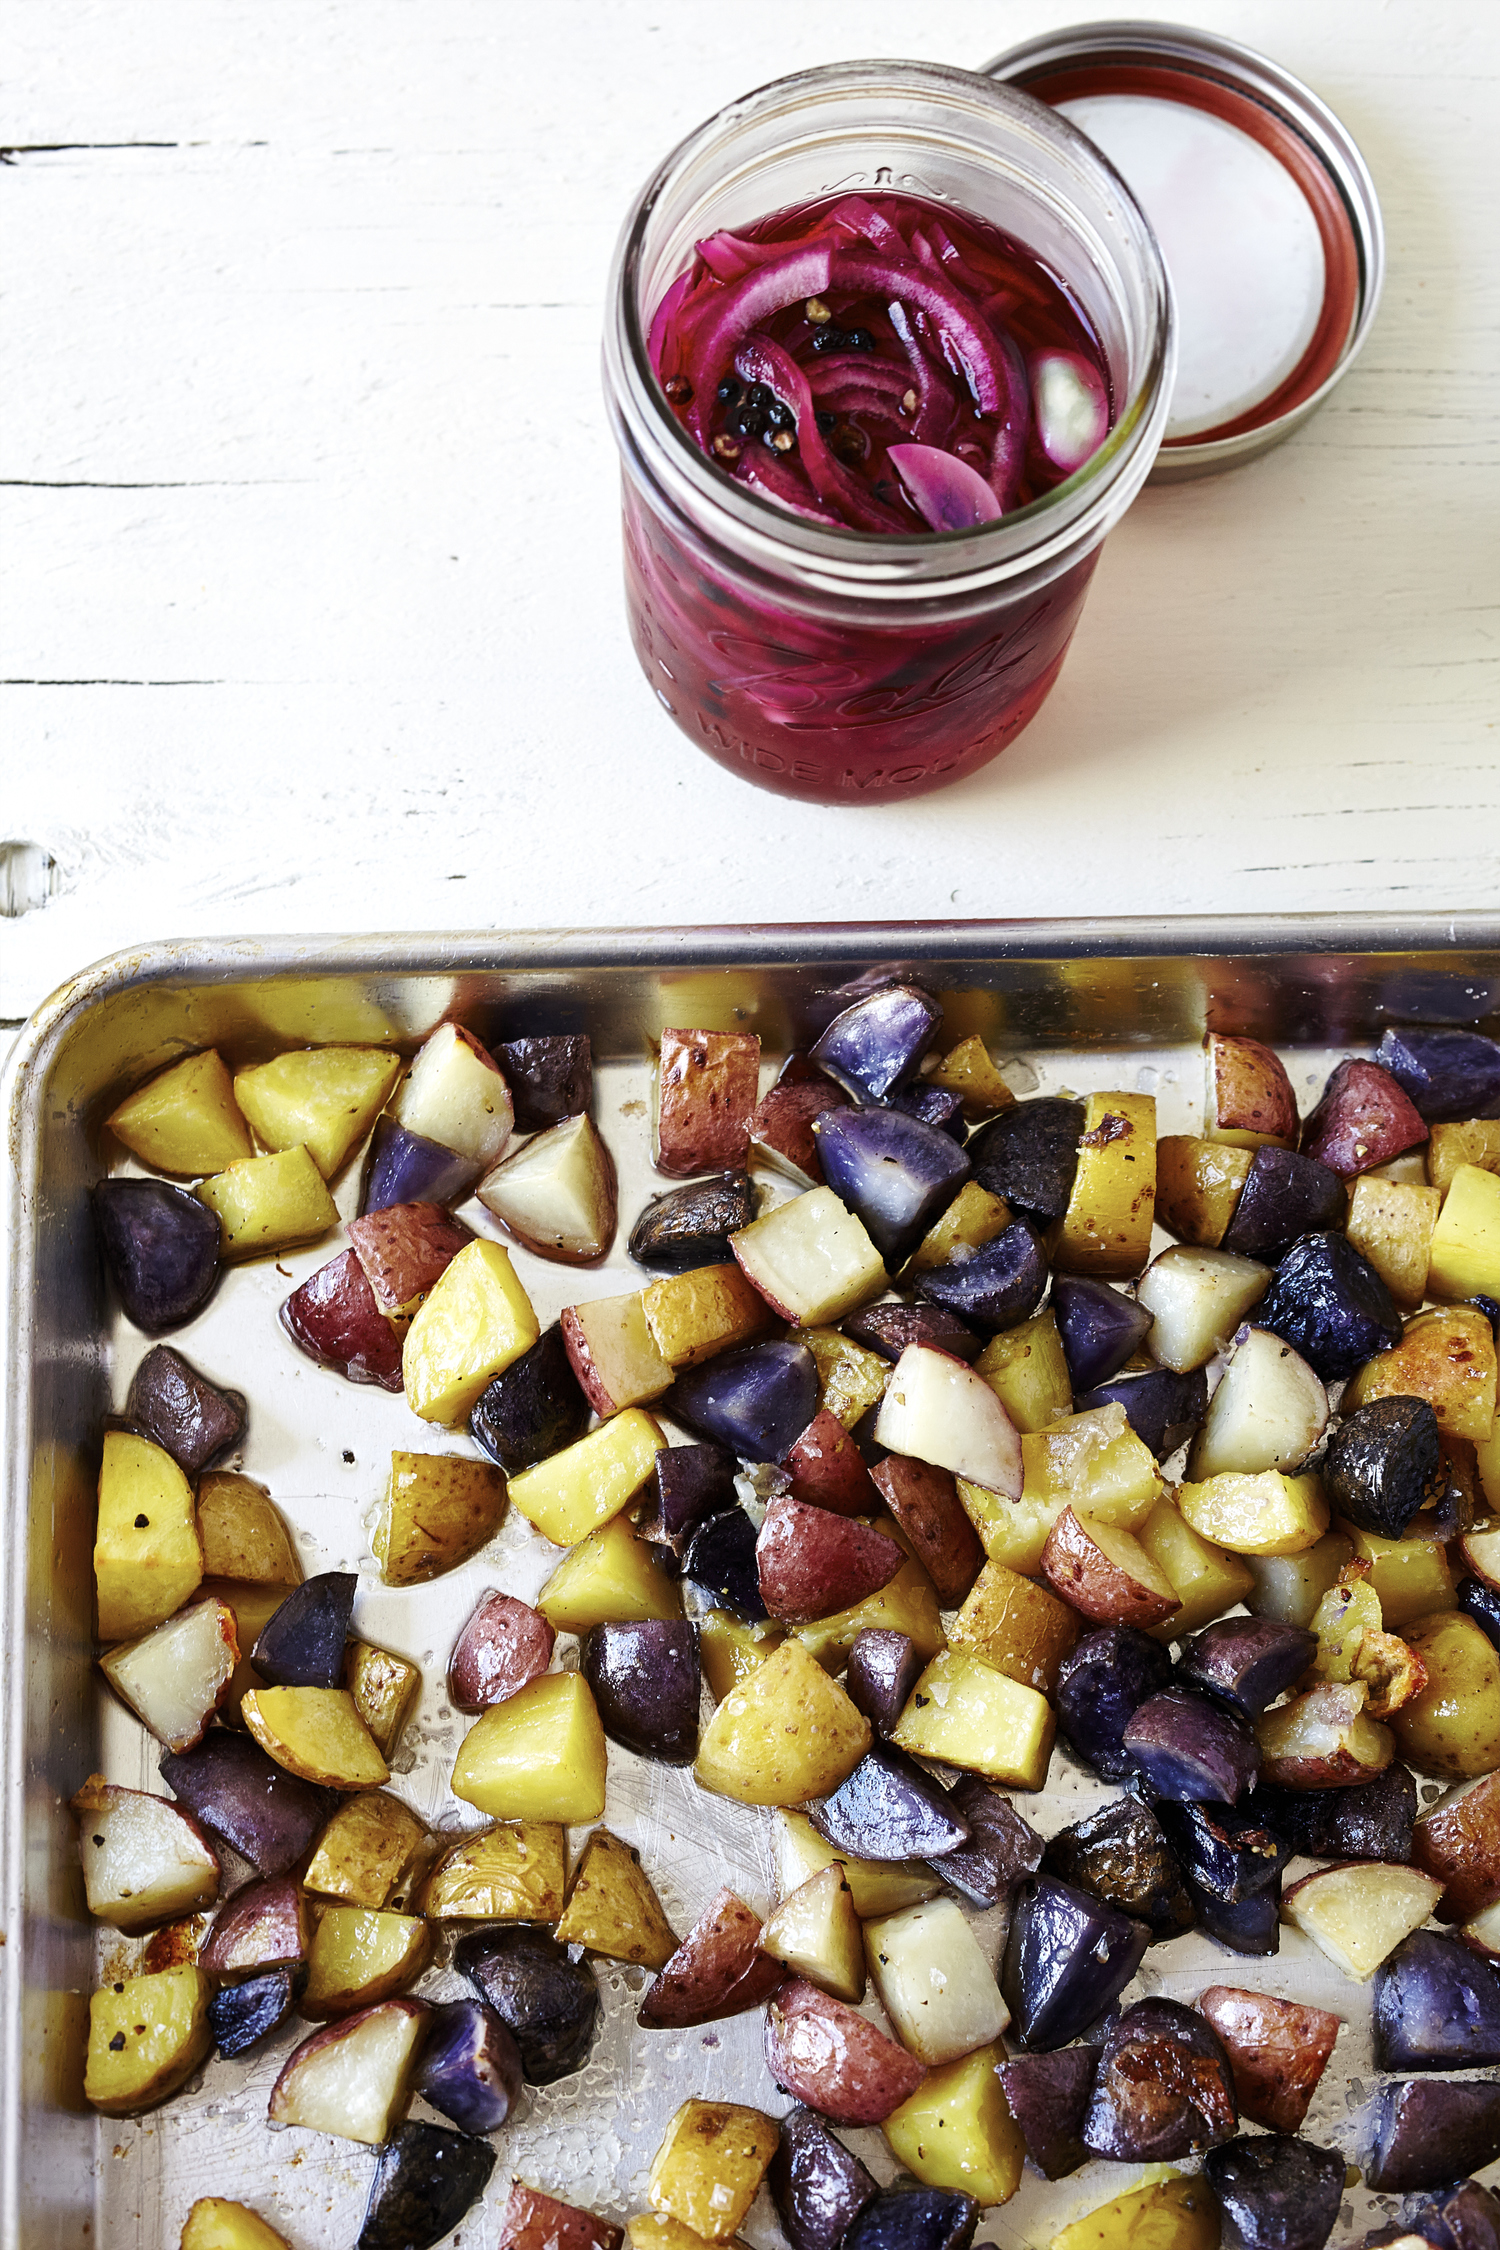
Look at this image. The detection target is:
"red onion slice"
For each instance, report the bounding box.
[648,271,692,379]
[695,228,803,283]
[1031,350,1110,474]
[732,334,907,533]
[683,244,834,438]
[738,450,844,523]
[832,249,1009,416]
[826,196,908,255]
[806,353,912,403]
[885,300,959,449]
[887,444,1004,532]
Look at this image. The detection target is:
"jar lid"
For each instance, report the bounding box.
[982,20,1384,478]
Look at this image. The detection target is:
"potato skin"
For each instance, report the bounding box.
[765,1979,926,2127]
[1195,1986,1341,2132]
[638,1888,784,2029]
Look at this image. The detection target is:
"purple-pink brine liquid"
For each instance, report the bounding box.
[627,189,1116,804]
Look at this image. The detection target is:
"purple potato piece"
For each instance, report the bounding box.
[493,1035,592,1132]
[1053,1625,1173,1780]
[1250,1761,1417,1863]
[280,1249,404,1390]
[997,2049,1095,2178]
[1221,1148,1346,1262]
[414,1998,524,2134]
[671,1340,820,1462]
[935,1776,1044,1908]
[1369,2080,1500,2192]
[1078,1365,1208,1460]
[1123,1689,1260,1804]
[845,1629,922,1738]
[1192,1881,1281,1955]
[1001,1875,1151,2051]
[1255,1231,1404,1382]
[810,985,944,1103]
[1153,1800,1287,1903]
[251,1571,358,1690]
[123,1344,245,1474]
[1409,2181,1500,2250]
[1204,2135,1344,2250]
[580,1620,700,1764]
[637,1442,739,1564]
[358,2121,496,2250]
[1083,1996,1237,2161]
[811,1745,970,1864]
[454,1926,598,2084]
[1178,1616,1319,1718]
[967,1098,1084,1224]
[94,1179,221,1334]
[1377,1027,1500,1123]
[1372,1931,1500,2071]
[915,1221,1048,1334]
[890,1082,967,1140]
[360,1115,479,1215]
[1323,1395,1442,1539]
[1042,1797,1194,1939]
[208,1964,302,2057]
[682,1508,768,1623]
[842,1300,982,1364]
[814,1107,970,1270]
[469,1322,590,1474]
[628,1171,757,1269]
[1051,1277,1154,1392]
[768,2104,880,2250]
[159,1731,336,1876]
[844,2187,978,2250]
[1460,1575,1500,1657]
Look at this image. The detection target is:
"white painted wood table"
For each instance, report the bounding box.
[2,0,1496,1024]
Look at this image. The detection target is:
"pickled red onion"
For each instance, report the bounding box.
[1031,350,1110,473]
[684,245,834,439]
[887,444,1004,532]
[732,334,906,532]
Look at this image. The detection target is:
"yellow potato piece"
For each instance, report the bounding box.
[508,1408,667,1546]
[777,1809,939,1917]
[305,1792,430,1909]
[629,2218,742,2250]
[791,1326,889,1429]
[241,1687,389,1790]
[1429,1164,1500,1301]
[974,1309,1071,1434]
[883,2044,1024,2206]
[1155,1135,1253,1249]
[537,1516,681,1633]
[695,1641,870,1806]
[1339,1523,1455,1627]
[206,1577,283,1727]
[795,1520,944,1673]
[1135,1498,1255,1641]
[554,1828,679,1968]
[1428,1120,1500,1197]
[421,1821,566,1921]
[1345,1176,1441,1308]
[641,1262,774,1368]
[700,1611,785,1701]
[1049,2174,1219,2250]
[95,1430,203,1642]
[1021,1404,1162,1521]
[648,2099,780,2241]
[949,1563,1078,1693]
[926,1035,1016,1121]
[907,1180,1012,1275]
[85,1966,212,2116]
[1343,1305,1498,1444]
[761,1864,864,2003]
[892,1647,1054,1791]
[401,1239,539,1425]
[1390,1613,1500,1777]
[1176,1470,1329,1556]
[107,1050,253,1178]
[302,1908,430,2019]
[196,1145,338,1261]
[181,2199,292,2250]
[196,1471,301,1585]
[451,1672,607,1824]
[376,1451,507,1587]
[1052,1091,1156,1278]
[345,1640,422,1755]
[232,1046,401,1177]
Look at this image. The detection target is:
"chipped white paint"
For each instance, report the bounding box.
[1,0,1496,1024]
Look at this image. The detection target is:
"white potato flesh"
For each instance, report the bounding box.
[1464,1898,1500,1956]
[1189,1327,1329,1478]
[73,1782,220,1934]
[1137,1246,1271,1372]
[268,2000,428,2143]
[1246,1532,1354,1629]
[563,1292,674,1412]
[1461,1529,1500,1592]
[1281,1862,1444,1980]
[874,1346,1023,1500]
[731,1187,887,1326]
[760,1866,865,2003]
[863,1897,1008,2064]
[99,1596,238,1753]
[393,1023,513,1167]
[477,1113,615,1262]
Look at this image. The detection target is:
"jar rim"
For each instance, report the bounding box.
[603,55,1176,602]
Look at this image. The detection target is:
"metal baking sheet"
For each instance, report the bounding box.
[6,917,1500,2249]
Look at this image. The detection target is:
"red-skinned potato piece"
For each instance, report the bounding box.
[1206,1035,1299,1146]
[1301,1059,1429,1179]
[784,1410,877,1516]
[1040,1509,1179,1630]
[447,1590,556,1714]
[638,1888,784,2029]
[765,1978,926,2126]
[279,1250,404,1390]
[497,2182,622,2250]
[756,1497,904,1627]
[656,1029,761,1178]
[750,1080,850,1185]
[870,1456,985,1606]
[1415,1774,1500,1923]
[1196,1986,1341,2133]
[347,1202,474,1316]
[200,1875,309,1980]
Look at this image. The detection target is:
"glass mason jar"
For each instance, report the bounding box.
[603,60,1174,806]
